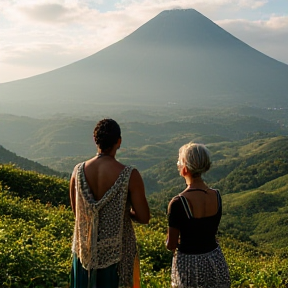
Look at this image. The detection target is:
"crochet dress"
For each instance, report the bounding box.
[70,163,140,288]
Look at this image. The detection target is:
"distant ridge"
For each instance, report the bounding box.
[0,145,65,177]
[1,9,287,116]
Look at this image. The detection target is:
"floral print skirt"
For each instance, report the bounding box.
[171,246,231,288]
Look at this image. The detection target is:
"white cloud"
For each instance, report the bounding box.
[266,15,288,29]
[217,15,288,63]
[5,2,96,25]
[236,0,267,9]
[116,0,267,12]
[0,0,287,83]
[19,3,80,23]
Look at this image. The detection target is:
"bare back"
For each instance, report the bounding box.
[180,188,219,218]
[69,154,150,224]
[83,155,125,201]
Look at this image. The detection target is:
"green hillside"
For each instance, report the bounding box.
[0,145,67,177]
[1,163,288,287]
[0,183,73,288]
[1,105,287,173]
[215,136,288,193]
[221,174,288,249]
[1,109,288,287]
[0,164,69,206]
[148,171,288,249]
[142,136,288,196]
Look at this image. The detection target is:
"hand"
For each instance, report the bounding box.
[130,209,137,222]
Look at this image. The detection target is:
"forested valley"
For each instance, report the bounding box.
[1,105,288,287]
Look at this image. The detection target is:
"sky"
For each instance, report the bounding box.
[1,0,288,83]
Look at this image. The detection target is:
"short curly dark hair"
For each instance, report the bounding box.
[93,119,121,152]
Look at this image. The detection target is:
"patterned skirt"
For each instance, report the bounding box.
[171,246,231,288]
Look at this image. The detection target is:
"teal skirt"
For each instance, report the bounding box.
[70,254,119,288]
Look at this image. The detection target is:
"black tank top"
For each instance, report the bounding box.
[168,189,222,254]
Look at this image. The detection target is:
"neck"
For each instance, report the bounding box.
[185,176,204,187]
[96,152,115,158]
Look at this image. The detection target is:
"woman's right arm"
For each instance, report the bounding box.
[166,198,180,251]
[129,169,150,224]
[69,167,77,216]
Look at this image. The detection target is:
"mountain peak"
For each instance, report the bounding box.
[0,8,287,116]
[125,8,233,47]
[160,8,198,13]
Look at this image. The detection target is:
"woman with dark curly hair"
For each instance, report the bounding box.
[166,142,230,288]
[70,118,150,288]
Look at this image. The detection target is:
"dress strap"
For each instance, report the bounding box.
[216,189,222,209]
[179,196,193,219]
[185,188,208,193]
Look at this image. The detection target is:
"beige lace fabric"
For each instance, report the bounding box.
[72,162,137,287]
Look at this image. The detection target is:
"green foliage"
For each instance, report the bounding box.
[216,158,288,194]
[145,136,288,200]
[1,174,288,287]
[0,164,70,206]
[0,185,74,287]
[213,136,288,194]
[220,176,288,248]
[2,121,288,287]
[134,213,288,288]
[220,238,288,288]
[135,214,172,272]
[134,215,172,288]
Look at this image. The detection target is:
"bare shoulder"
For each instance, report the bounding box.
[179,190,188,196]
[206,188,220,196]
[128,168,145,193]
[128,168,143,182]
[129,167,140,176]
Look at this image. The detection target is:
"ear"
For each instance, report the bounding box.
[182,165,189,176]
[117,137,122,148]
[182,165,188,175]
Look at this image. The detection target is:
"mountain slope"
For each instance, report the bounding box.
[1,107,286,171]
[221,174,288,248]
[1,172,287,288]
[145,136,288,201]
[1,9,287,116]
[0,164,69,205]
[0,145,65,177]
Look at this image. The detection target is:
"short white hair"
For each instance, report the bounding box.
[179,142,211,176]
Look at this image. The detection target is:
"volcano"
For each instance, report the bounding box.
[1,9,288,116]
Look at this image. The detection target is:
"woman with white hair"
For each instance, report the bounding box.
[166,142,230,288]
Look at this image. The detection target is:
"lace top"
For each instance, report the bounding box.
[72,162,137,287]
